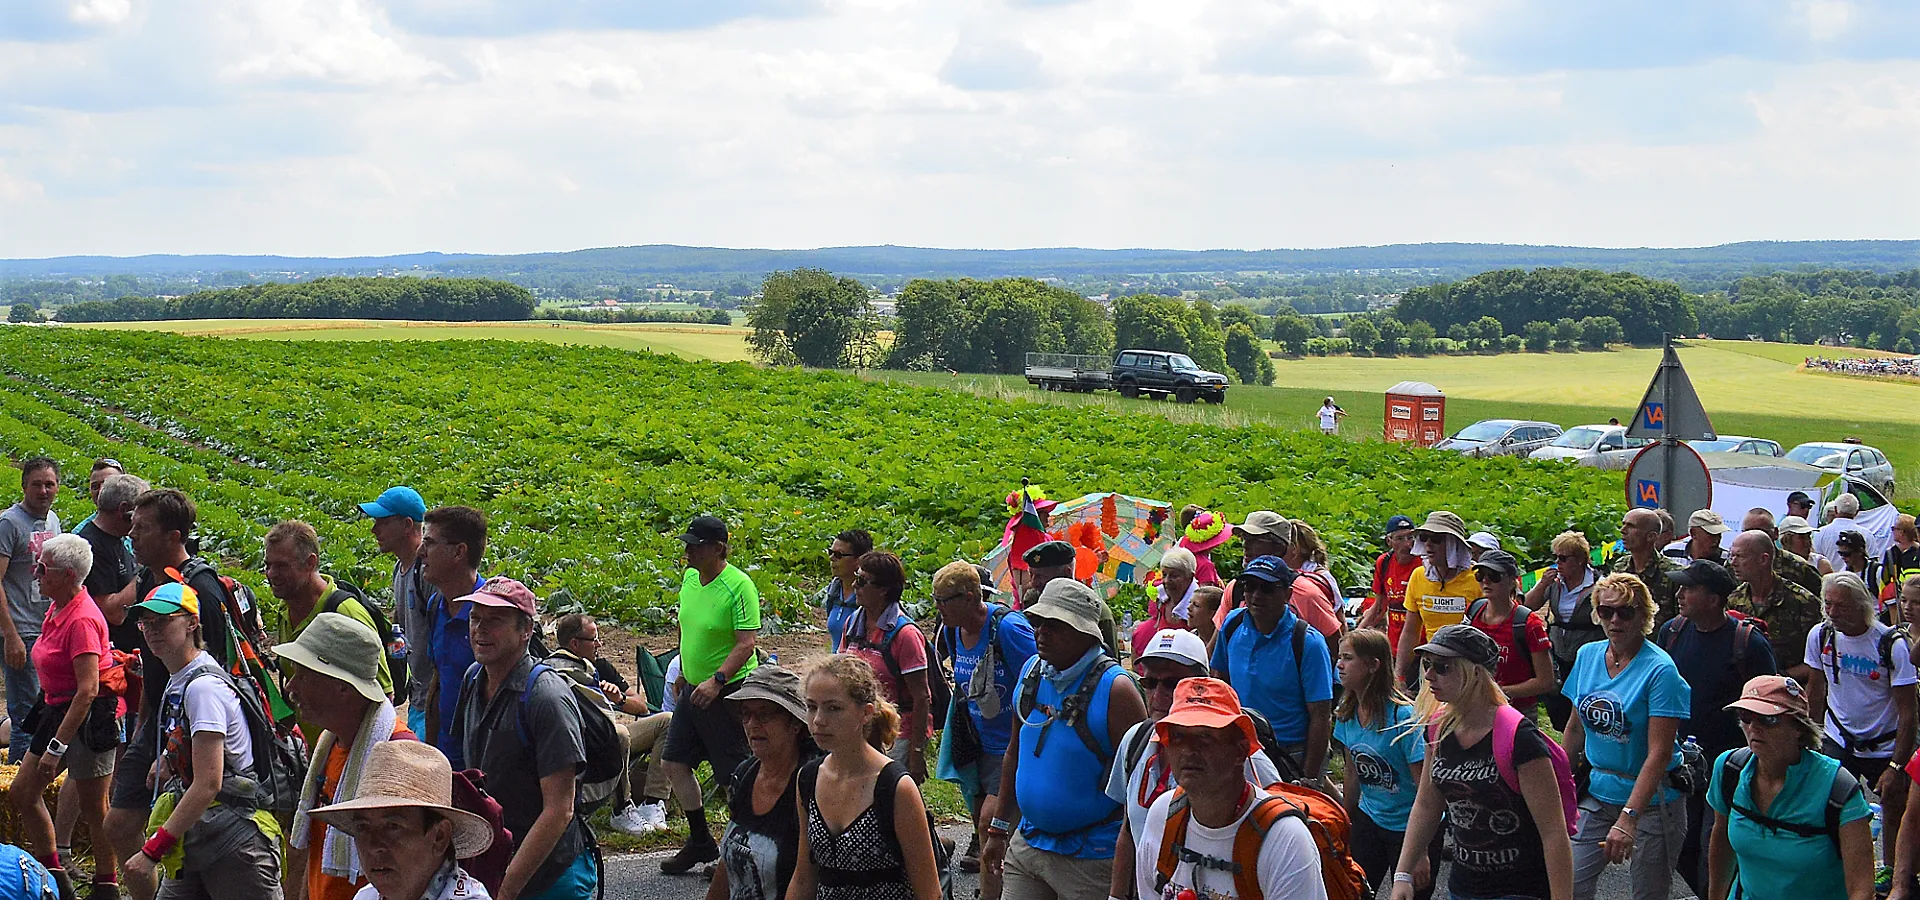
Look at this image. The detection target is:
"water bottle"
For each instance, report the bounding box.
[1122,612,1135,633]
[1679,734,1705,793]
[1872,802,1885,842]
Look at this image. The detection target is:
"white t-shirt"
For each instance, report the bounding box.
[1813,518,1864,565]
[166,652,255,772]
[1133,785,1327,900]
[1805,621,1917,758]
[662,655,682,714]
[1105,721,1285,840]
[1317,407,1339,430]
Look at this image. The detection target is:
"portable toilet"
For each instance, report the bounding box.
[1385,381,1446,447]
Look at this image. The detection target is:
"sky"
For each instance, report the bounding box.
[1,0,1917,258]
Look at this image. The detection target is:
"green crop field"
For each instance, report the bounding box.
[0,329,1622,625]
[78,318,755,361]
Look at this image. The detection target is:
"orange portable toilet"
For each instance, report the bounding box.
[1384,381,1446,447]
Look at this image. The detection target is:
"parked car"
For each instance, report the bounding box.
[1435,419,1564,458]
[1786,440,1897,497]
[1687,436,1784,458]
[1529,424,1647,469]
[1109,349,1229,404]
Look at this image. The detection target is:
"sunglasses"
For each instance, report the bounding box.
[852,574,875,588]
[1421,657,1458,676]
[30,562,47,578]
[1138,676,1187,691]
[1555,553,1583,562]
[827,549,856,560]
[1738,711,1786,728]
[1473,571,1505,583]
[1594,604,1639,621]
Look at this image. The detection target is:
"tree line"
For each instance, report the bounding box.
[53,277,536,323]
[532,306,734,326]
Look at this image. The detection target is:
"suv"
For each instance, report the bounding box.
[1787,441,1896,497]
[1436,419,1564,459]
[1110,349,1229,404]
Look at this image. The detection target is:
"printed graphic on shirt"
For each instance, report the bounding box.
[720,828,781,900]
[1425,594,1468,615]
[1829,648,1889,681]
[1579,691,1634,741]
[1350,745,1401,793]
[1431,752,1526,865]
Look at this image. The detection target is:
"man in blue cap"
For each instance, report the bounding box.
[1209,555,1334,785]
[360,486,431,738]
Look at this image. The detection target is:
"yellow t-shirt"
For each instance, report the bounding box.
[1405,567,1484,642]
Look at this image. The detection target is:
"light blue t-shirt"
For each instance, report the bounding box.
[1333,703,1425,831]
[948,604,1037,756]
[1209,607,1334,744]
[1706,747,1870,900]
[1565,640,1690,805]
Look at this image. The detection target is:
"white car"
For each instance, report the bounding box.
[1529,424,1648,470]
[1687,436,1785,458]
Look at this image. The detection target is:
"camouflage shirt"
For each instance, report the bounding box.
[1609,552,1682,626]
[1774,548,1824,597]
[1730,576,1822,670]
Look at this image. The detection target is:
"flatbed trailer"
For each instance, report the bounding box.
[1023,352,1112,392]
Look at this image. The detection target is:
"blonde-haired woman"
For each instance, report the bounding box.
[789,655,940,900]
[1287,521,1343,602]
[1393,624,1572,900]
[1561,573,1690,900]
[1529,530,1599,731]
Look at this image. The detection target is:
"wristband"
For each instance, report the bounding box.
[1620,806,1639,818]
[1609,825,1634,838]
[990,817,1013,833]
[142,826,179,861]
[1393,872,1414,885]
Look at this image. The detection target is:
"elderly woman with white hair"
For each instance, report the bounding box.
[11,533,121,900]
[1805,569,1916,864]
[1131,547,1198,659]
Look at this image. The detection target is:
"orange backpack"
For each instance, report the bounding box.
[1152,782,1369,900]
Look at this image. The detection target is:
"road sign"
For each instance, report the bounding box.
[1625,440,1713,522]
[1627,341,1716,441]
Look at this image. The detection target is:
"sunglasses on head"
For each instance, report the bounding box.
[1594,604,1638,621]
[1738,710,1786,728]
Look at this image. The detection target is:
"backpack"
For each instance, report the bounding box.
[1719,746,1861,851]
[1217,608,1314,698]
[168,665,310,817]
[1656,615,1762,679]
[846,612,952,730]
[320,583,407,693]
[460,657,627,813]
[1814,623,1909,753]
[1151,782,1370,900]
[798,759,951,895]
[1466,598,1531,660]
[1428,704,1578,836]
[1122,708,1295,785]
[0,843,55,900]
[1016,654,1122,765]
[449,768,517,897]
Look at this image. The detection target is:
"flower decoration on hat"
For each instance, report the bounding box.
[1180,510,1230,552]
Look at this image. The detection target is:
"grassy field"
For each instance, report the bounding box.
[79,318,756,361]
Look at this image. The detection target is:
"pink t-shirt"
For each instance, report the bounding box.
[34,590,114,708]
[841,604,933,741]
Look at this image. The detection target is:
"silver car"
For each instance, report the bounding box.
[1787,441,1897,497]
[1687,436,1784,458]
[1435,419,1564,459]
[1530,424,1648,469]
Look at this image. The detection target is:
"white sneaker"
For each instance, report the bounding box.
[639,801,669,832]
[609,804,650,836]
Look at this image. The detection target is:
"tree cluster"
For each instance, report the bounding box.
[53,277,536,323]
[887,278,1114,374]
[532,306,734,325]
[745,269,877,368]
[1396,268,1695,344]
[1334,311,1623,357]
[1696,270,1920,351]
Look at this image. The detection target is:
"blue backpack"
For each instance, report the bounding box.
[0,844,55,900]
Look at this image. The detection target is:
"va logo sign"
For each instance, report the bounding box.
[1634,479,1662,507]
[1640,402,1665,430]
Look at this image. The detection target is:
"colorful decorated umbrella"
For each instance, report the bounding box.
[982,491,1176,599]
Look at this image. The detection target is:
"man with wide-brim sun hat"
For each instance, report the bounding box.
[1394,511,1484,686]
[1175,510,1230,586]
[309,740,496,900]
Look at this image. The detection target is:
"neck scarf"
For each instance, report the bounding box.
[292,699,399,881]
[1037,645,1104,694]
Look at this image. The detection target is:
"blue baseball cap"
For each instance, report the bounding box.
[359,486,426,522]
[1383,515,1416,536]
[1240,555,1296,586]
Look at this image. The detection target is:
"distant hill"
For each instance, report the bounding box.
[4,240,1916,287]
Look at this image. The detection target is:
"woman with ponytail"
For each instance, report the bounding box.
[789,655,940,900]
[1334,629,1437,899]
[1394,624,1572,900]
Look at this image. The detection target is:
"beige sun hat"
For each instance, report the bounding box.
[308,740,495,859]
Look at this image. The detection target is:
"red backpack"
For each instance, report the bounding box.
[1152,782,1370,900]
[1429,704,1577,835]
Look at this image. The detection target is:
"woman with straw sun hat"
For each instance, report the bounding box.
[309,740,497,900]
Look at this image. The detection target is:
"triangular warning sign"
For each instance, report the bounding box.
[1627,342,1716,441]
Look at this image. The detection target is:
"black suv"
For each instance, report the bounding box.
[1111,349,1229,403]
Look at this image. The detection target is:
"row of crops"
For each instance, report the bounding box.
[0,329,1626,627]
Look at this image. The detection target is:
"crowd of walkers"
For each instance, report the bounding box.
[1806,356,1920,379]
[4,457,1920,900]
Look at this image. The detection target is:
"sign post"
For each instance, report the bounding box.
[1623,338,1717,522]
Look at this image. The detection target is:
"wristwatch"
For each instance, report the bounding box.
[710,671,728,687]
[45,738,67,758]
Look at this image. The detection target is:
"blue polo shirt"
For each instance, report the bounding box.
[1210,606,1334,743]
[427,574,481,768]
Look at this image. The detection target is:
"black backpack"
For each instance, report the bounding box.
[321,583,407,696]
[1015,654,1125,763]
[1656,615,1763,677]
[798,759,951,893]
[1813,623,1910,753]
[458,658,627,812]
[1121,707,1296,784]
[1719,747,1861,851]
[846,612,952,729]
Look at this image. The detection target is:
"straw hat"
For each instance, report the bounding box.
[308,741,495,858]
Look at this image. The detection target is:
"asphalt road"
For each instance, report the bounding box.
[600,823,1693,900]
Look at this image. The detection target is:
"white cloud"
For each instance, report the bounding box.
[0,0,1916,257]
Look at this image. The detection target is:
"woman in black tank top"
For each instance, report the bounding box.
[710,666,816,900]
